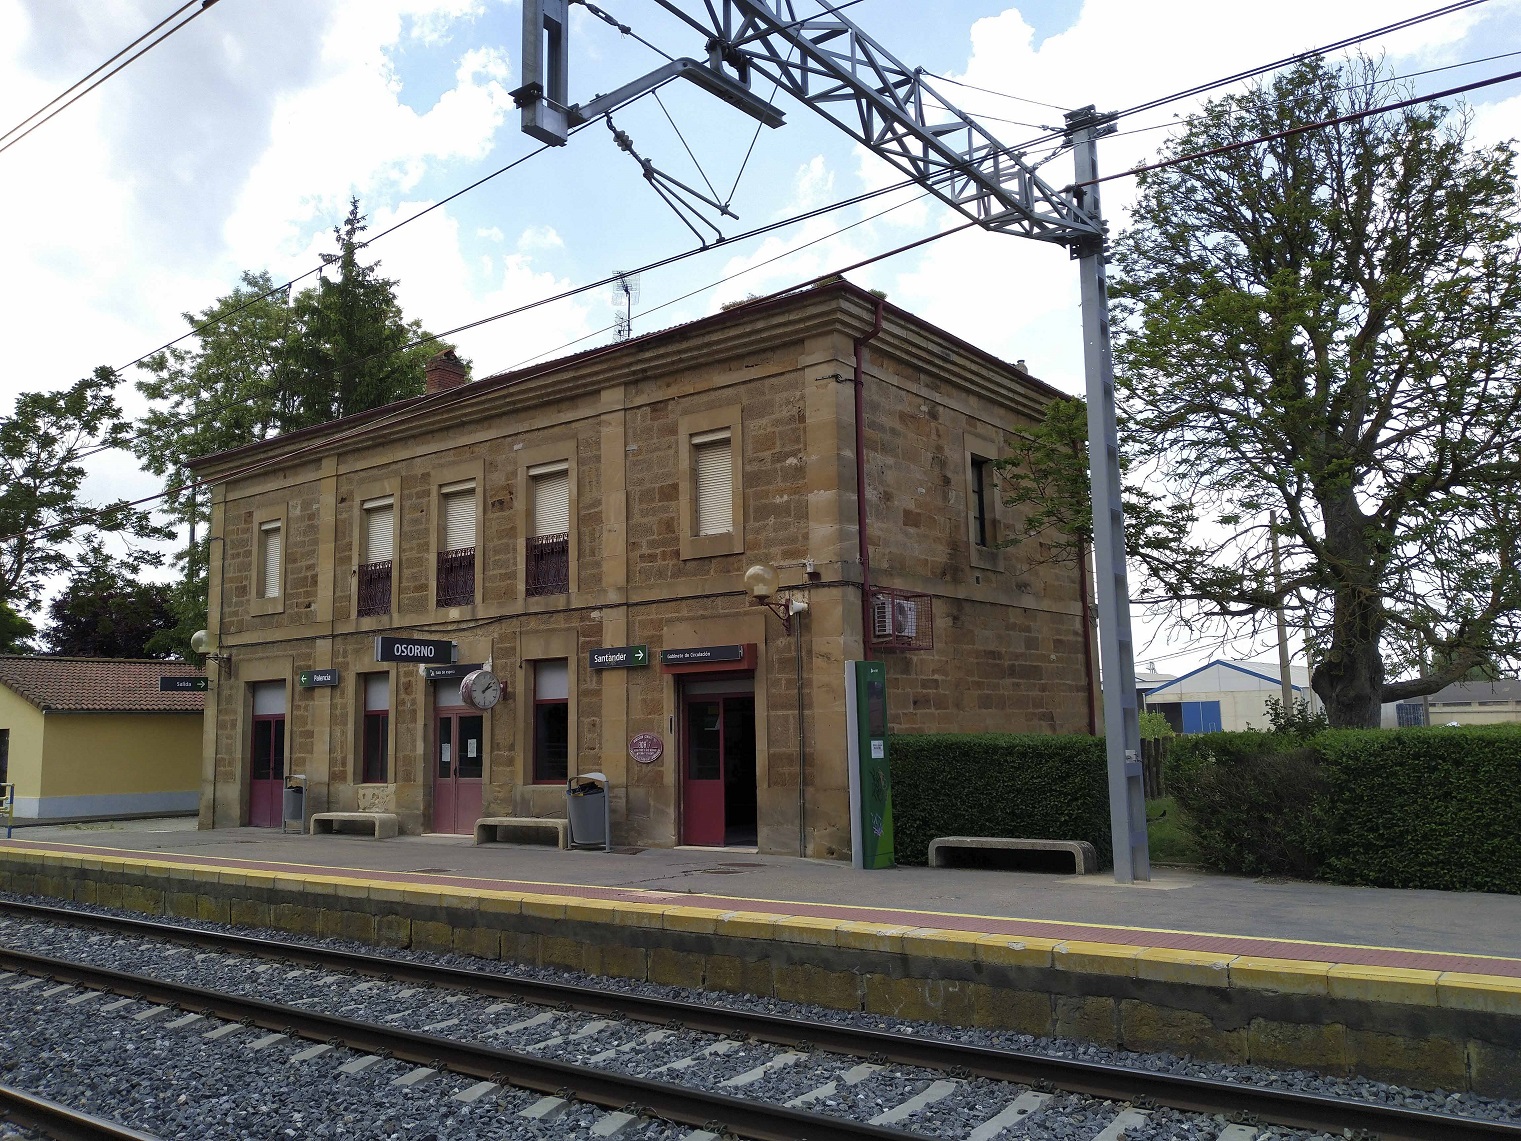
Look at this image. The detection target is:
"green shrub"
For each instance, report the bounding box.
[1170,744,1327,877]
[889,734,1110,867]
[1166,725,1521,893]
[1315,726,1521,893]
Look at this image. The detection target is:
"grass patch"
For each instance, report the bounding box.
[1146,796,1199,865]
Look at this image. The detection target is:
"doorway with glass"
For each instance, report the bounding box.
[680,679,757,847]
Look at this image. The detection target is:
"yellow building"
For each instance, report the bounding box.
[0,657,204,820]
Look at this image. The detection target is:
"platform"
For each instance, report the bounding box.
[0,827,1517,1095]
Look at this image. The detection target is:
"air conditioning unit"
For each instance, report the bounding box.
[872,595,894,640]
[894,598,918,640]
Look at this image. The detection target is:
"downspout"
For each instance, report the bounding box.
[796,619,806,857]
[1077,540,1098,735]
[853,299,886,660]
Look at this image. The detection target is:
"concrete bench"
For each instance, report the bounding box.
[928,836,1099,875]
[474,817,569,849]
[309,812,399,839]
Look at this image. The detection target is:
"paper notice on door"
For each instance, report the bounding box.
[468,739,478,758]
[870,739,885,759]
[440,744,451,766]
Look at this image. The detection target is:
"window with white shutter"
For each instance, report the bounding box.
[440,483,476,551]
[363,498,394,563]
[529,462,570,537]
[692,429,733,536]
[259,521,282,599]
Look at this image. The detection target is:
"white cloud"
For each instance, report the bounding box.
[516,224,564,250]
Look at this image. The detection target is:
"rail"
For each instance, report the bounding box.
[0,898,1514,1141]
[0,1082,163,1140]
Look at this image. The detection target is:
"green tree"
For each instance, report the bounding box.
[0,368,164,618]
[1002,58,1521,727]
[284,198,444,427]
[134,198,455,653]
[40,546,174,658]
[0,604,34,654]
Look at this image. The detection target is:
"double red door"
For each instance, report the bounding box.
[681,693,757,846]
[249,714,286,828]
[432,710,484,834]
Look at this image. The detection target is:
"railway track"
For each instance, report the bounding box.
[0,1084,160,1141]
[0,897,1515,1141]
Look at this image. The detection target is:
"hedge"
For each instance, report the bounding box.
[889,733,1111,867]
[1168,725,1521,894]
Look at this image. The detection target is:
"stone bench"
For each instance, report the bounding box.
[309,812,399,839]
[928,836,1099,875]
[474,817,569,849]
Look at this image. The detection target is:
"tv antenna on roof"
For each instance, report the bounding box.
[612,272,640,341]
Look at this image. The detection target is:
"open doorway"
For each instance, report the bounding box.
[680,681,757,847]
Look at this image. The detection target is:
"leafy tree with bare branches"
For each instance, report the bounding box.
[999,58,1521,727]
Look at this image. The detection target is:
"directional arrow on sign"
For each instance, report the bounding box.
[631,646,647,665]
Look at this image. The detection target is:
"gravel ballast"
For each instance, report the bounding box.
[0,891,1515,1139]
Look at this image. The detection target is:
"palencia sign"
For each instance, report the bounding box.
[375,636,457,663]
[299,669,340,688]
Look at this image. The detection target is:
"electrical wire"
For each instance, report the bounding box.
[917,71,1071,114]
[1071,64,1521,190]
[0,0,201,147]
[0,0,222,159]
[653,88,722,204]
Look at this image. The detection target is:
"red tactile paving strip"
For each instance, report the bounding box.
[8,839,1520,979]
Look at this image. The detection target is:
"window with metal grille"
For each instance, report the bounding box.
[258,521,282,599]
[527,462,571,596]
[358,497,394,617]
[692,429,733,536]
[533,660,569,783]
[0,728,8,788]
[361,673,390,783]
[436,483,476,607]
[1395,702,1426,728]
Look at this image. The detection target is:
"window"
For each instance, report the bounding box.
[970,457,991,547]
[361,673,390,783]
[532,659,569,783]
[437,481,476,607]
[357,497,394,617]
[692,429,733,536]
[0,728,9,788]
[1395,702,1426,728]
[527,462,570,596]
[258,521,282,599]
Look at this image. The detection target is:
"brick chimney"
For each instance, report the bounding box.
[424,348,468,395]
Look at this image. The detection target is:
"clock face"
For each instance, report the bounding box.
[461,669,502,710]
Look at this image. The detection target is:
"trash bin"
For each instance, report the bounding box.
[566,772,610,851]
[282,775,306,835]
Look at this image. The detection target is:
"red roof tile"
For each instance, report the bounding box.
[0,656,205,713]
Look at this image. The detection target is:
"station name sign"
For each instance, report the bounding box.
[374,636,457,663]
[159,676,209,692]
[659,645,744,666]
[299,669,340,688]
[422,663,484,681]
[589,644,649,670]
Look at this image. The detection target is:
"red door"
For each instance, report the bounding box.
[249,715,286,828]
[432,711,484,834]
[681,694,757,846]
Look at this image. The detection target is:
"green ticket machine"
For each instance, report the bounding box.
[845,660,894,869]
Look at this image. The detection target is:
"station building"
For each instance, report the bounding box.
[192,281,1095,857]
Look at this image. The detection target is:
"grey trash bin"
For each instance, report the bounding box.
[282,777,306,835]
[565,772,610,851]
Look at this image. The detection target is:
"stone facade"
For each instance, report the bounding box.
[194,282,1096,858]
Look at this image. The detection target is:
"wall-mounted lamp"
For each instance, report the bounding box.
[744,564,808,633]
[190,629,229,673]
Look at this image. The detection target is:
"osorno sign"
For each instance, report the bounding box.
[374,636,457,663]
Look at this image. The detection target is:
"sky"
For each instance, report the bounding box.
[3,0,1521,673]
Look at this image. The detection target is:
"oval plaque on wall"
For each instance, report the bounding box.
[628,732,664,764]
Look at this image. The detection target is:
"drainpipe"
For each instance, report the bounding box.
[853,299,886,660]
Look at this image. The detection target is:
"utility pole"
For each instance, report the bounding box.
[1069,107,1149,884]
[1270,511,1294,713]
